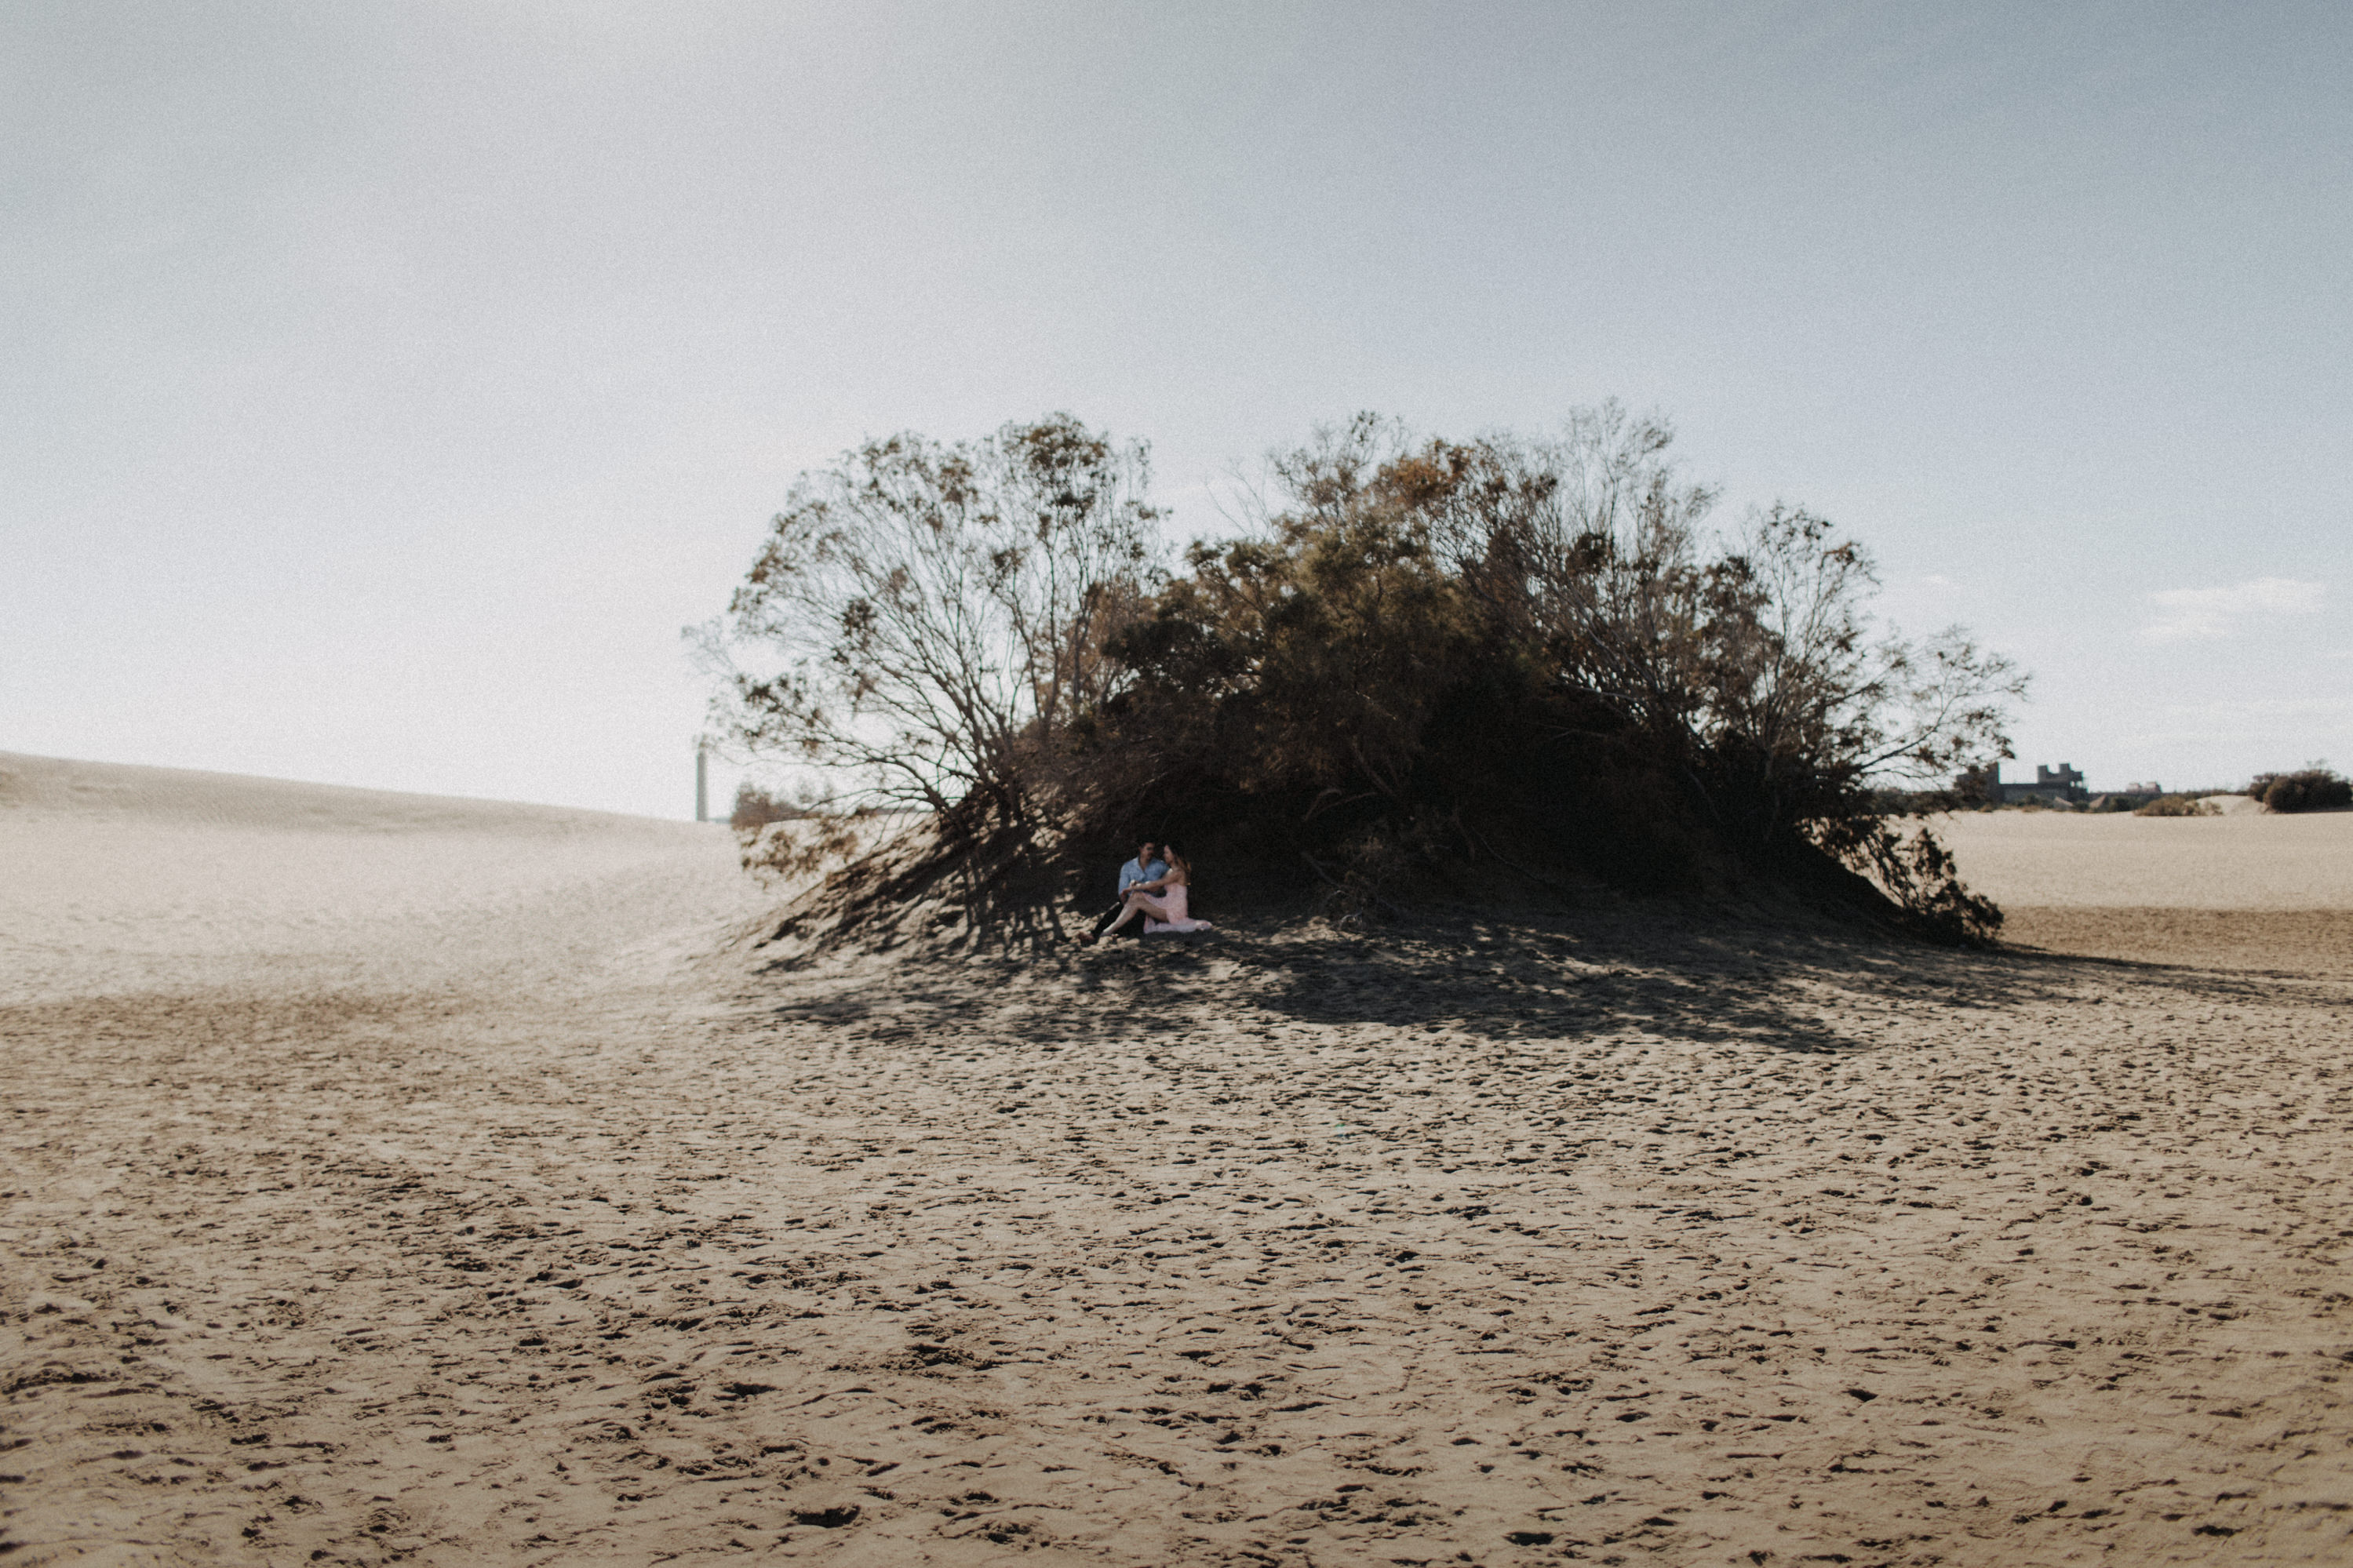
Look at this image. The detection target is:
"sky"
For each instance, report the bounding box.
[5,0,2349,817]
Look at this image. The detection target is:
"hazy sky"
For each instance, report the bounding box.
[6,1,2348,816]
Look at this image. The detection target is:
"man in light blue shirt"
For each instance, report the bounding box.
[1118,840,1168,900]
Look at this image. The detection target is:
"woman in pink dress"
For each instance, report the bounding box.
[1091,845,1211,940]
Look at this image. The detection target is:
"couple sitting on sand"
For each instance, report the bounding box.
[1084,837,1212,943]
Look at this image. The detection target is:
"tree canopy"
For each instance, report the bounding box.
[703,406,2027,944]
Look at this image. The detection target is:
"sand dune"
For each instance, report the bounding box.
[4,758,2349,1566]
[1932,806,2353,911]
[1936,807,2353,975]
[0,751,749,1007]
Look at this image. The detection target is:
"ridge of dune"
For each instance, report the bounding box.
[0,751,756,1008]
[0,750,679,834]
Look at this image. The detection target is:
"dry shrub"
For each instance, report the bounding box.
[701,407,2027,948]
[729,784,807,831]
[2133,795,2216,817]
[696,414,1162,940]
[2250,769,2351,813]
[1100,409,2022,943]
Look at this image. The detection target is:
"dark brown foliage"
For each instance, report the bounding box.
[2249,768,2351,813]
[705,409,2027,947]
[1094,411,2021,942]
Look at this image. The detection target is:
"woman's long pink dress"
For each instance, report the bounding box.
[1143,882,1212,934]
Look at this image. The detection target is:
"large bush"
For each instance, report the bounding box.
[704,408,2027,944]
[698,414,1160,887]
[1100,410,2022,940]
[2249,768,2352,813]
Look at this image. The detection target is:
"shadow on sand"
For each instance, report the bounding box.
[742,892,2311,1058]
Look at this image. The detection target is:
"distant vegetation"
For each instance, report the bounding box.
[699,409,2027,945]
[728,783,809,832]
[2249,767,2351,813]
[2133,795,2215,817]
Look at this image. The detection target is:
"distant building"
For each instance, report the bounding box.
[1967,762,2092,806]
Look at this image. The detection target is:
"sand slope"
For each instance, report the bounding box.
[0,751,746,1008]
[4,758,2350,1566]
[1932,807,2353,911]
[1936,808,2353,975]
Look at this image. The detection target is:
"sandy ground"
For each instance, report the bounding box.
[1934,808,2353,977]
[1931,806,2353,912]
[5,756,2350,1566]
